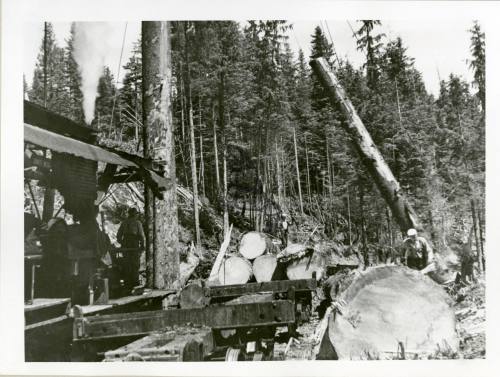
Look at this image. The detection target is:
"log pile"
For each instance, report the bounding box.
[210,230,327,286]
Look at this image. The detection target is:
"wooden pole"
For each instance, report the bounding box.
[142,21,180,289]
[310,58,420,233]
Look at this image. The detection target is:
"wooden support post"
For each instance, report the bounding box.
[142,21,179,289]
[310,58,420,233]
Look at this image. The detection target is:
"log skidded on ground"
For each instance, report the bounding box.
[321,265,458,360]
[310,58,420,233]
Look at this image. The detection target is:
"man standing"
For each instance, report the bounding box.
[279,213,289,248]
[117,207,145,290]
[402,228,434,271]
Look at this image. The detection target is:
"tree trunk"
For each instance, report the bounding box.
[42,22,55,223]
[477,205,485,271]
[293,127,304,215]
[304,135,312,206]
[198,99,206,197]
[275,141,283,209]
[142,21,179,289]
[183,23,201,249]
[212,104,220,192]
[310,58,420,233]
[471,199,483,273]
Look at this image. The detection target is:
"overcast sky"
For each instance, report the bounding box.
[24,20,476,97]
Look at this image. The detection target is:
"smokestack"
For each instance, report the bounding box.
[73,22,113,125]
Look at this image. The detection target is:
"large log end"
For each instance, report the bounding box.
[325,265,458,360]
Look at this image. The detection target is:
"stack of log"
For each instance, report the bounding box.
[209,230,325,286]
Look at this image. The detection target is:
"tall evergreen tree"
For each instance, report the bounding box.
[355,20,385,89]
[468,21,485,113]
[63,22,85,124]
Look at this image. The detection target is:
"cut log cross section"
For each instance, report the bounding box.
[239,231,269,260]
[253,255,278,283]
[218,256,253,285]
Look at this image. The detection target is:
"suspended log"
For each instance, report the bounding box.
[310,58,420,233]
[320,265,458,360]
[239,231,269,260]
[217,256,253,285]
[252,255,278,283]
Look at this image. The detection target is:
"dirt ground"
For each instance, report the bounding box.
[453,279,486,359]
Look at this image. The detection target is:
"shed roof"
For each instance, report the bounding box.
[24,123,171,195]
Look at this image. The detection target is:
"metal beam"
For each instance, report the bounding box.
[207,279,317,299]
[74,300,295,341]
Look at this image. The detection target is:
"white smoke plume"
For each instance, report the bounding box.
[73,22,114,125]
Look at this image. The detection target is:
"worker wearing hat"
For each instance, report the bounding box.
[279,213,289,248]
[117,207,145,290]
[402,228,434,271]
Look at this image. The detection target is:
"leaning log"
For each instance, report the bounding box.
[310,58,420,233]
[239,231,269,260]
[319,265,458,360]
[217,256,253,285]
[252,255,278,283]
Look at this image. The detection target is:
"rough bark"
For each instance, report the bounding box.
[310,58,420,233]
[142,21,179,289]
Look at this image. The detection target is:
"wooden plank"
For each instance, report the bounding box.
[207,224,233,285]
[74,300,296,341]
[207,279,317,299]
[25,315,73,361]
[72,289,175,317]
[24,298,71,325]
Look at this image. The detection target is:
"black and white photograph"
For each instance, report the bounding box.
[1,0,498,375]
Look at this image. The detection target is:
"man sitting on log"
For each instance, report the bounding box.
[402,228,434,271]
[117,207,145,291]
